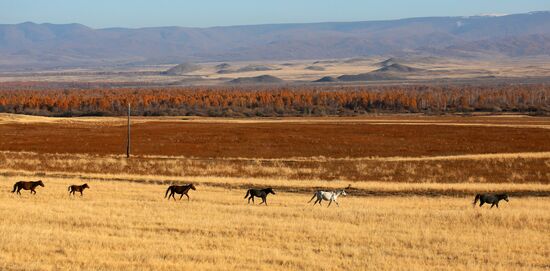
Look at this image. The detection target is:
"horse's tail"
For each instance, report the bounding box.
[473,194,481,207]
[244,189,250,199]
[164,186,172,198]
[11,182,18,193]
[308,193,317,203]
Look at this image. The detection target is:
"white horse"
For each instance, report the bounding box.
[308,186,350,207]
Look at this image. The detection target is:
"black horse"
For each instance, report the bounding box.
[473,193,509,208]
[165,184,196,201]
[244,188,275,205]
[12,180,44,195]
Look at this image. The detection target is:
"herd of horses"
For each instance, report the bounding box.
[10,180,511,208]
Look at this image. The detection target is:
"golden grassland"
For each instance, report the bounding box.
[1,151,549,184]
[2,113,550,124]
[1,177,549,271]
[0,114,549,270]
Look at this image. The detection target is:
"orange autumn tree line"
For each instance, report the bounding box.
[0,83,548,116]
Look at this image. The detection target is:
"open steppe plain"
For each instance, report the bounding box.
[1,56,550,85]
[0,114,549,270]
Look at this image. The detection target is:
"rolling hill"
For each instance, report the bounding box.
[229,75,284,84]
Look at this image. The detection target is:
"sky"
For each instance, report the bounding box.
[1,0,549,28]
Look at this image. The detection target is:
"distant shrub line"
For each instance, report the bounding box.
[0,83,548,116]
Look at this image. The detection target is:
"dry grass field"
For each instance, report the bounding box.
[1,151,550,185]
[0,114,549,270]
[1,177,549,271]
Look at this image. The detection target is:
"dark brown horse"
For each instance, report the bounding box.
[473,193,509,208]
[12,180,44,195]
[68,183,90,196]
[165,184,196,201]
[244,188,275,205]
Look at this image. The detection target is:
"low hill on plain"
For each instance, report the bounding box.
[229,75,284,84]
[314,76,338,82]
[376,58,400,67]
[374,63,423,73]
[337,72,404,82]
[161,63,202,75]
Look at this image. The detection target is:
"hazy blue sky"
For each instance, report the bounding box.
[1,0,549,28]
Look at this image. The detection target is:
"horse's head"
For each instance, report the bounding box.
[341,184,351,196]
[189,184,197,190]
[37,180,45,187]
[499,194,509,202]
[83,183,90,189]
[266,188,276,195]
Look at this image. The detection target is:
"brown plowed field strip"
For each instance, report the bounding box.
[0,118,549,158]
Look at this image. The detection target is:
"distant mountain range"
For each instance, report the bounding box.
[0,11,549,69]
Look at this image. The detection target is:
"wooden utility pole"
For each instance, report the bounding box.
[126,103,131,158]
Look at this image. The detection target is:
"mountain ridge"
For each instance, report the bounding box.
[1,11,549,69]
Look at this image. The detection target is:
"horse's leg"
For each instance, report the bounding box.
[17,187,21,195]
[328,199,332,207]
[251,196,255,204]
[185,193,190,201]
[262,196,267,205]
[496,202,499,208]
[490,203,495,208]
[179,193,184,200]
[80,191,83,196]
[31,189,36,195]
[479,201,484,207]
[170,192,176,201]
[335,200,340,207]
